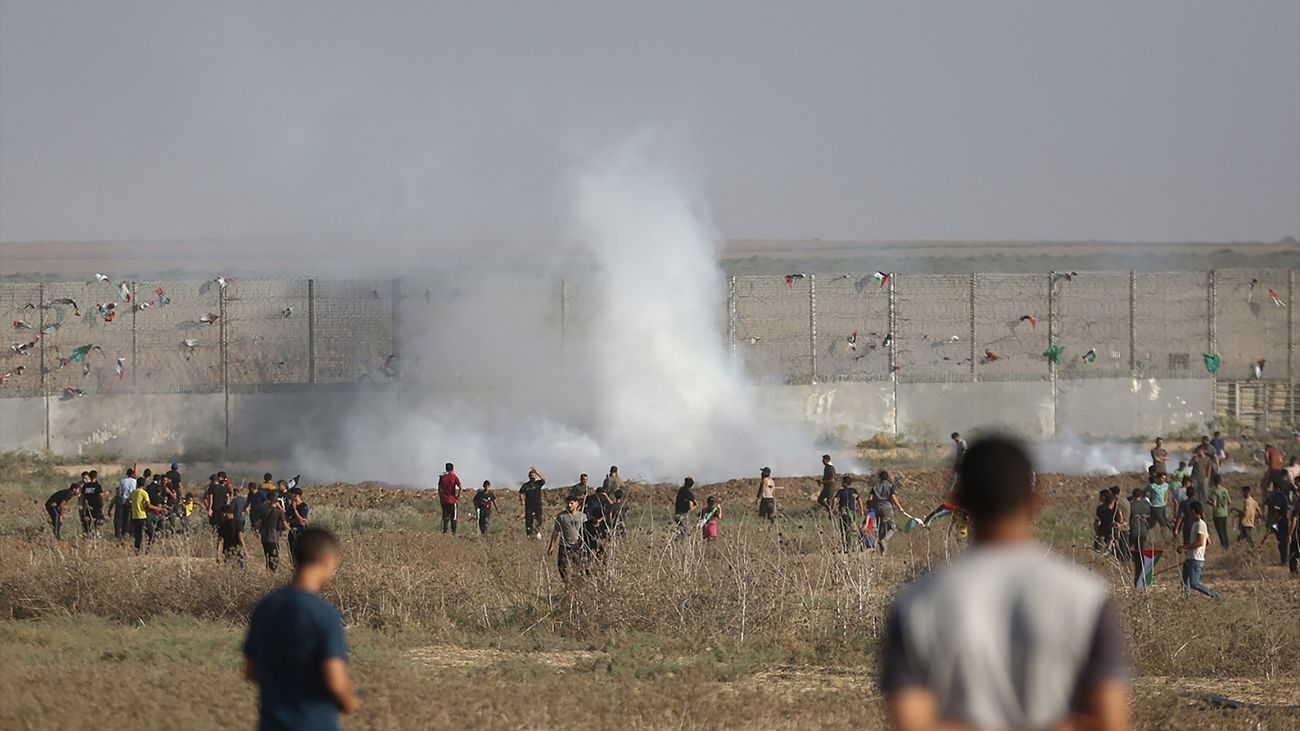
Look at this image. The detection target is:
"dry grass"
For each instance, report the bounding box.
[1,459,1298,729]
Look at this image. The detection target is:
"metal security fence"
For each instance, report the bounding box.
[2,269,1296,437]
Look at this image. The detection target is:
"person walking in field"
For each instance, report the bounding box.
[1235,485,1258,545]
[1177,502,1219,599]
[244,527,360,730]
[818,454,836,515]
[217,504,247,568]
[1188,445,1213,504]
[607,489,629,539]
[870,471,905,554]
[756,467,777,523]
[1128,488,1153,588]
[128,479,164,552]
[74,471,101,536]
[602,466,624,495]
[569,473,591,498]
[519,467,546,539]
[286,489,310,567]
[881,436,1130,731]
[258,497,288,573]
[547,494,586,581]
[472,480,497,535]
[833,475,860,553]
[114,467,138,540]
[437,463,462,535]
[1145,472,1172,536]
[44,482,81,541]
[1207,474,1231,548]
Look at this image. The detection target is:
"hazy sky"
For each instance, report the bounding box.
[1,1,1297,243]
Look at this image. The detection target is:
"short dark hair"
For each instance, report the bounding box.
[951,432,960,439]
[761,467,771,478]
[482,480,491,487]
[445,463,454,472]
[1241,485,1251,493]
[1189,501,1204,516]
[877,470,890,482]
[842,475,854,486]
[126,468,135,477]
[1109,485,1120,495]
[953,435,1034,524]
[610,466,618,473]
[294,528,341,568]
[683,477,695,488]
[88,470,97,479]
[263,473,273,481]
[613,489,625,500]
[822,454,831,460]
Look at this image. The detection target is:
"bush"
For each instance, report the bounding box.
[856,433,897,450]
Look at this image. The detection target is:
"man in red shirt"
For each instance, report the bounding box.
[438,463,463,534]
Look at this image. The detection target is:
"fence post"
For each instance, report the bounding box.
[889,274,898,436]
[220,284,229,451]
[39,282,50,452]
[130,282,138,391]
[1288,268,1296,428]
[969,273,978,380]
[391,278,401,376]
[727,276,737,364]
[1207,270,1217,424]
[808,274,817,384]
[307,279,316,385]
[1128,271,1137,376]
[1047,272,1057,436]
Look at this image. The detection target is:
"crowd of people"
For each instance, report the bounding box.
[1092,433,1300,596]
[43,464,311,571]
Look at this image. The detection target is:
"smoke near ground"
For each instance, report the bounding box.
[293,140,822,486]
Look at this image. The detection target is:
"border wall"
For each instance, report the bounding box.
[1,269,1295,457]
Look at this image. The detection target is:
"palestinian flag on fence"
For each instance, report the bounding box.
[1133,548,1163,589]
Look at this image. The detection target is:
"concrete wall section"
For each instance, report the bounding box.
[0,397,45,452]
[897,381,1055,440]
[46,392,225,457]
[760,381,895,441]
[1057,378,1212,439]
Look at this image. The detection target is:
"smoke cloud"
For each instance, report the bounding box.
[292,138,820,487]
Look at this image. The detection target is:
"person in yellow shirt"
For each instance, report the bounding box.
[129,484,163,552]
[1236,485,1259,545]
[181,494,196,533]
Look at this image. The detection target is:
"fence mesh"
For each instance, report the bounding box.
[894,273,971,381]
[814,274,892,382]
[1,269,1294,404]
[973,274,1048,381]
[734,275,812,384]
[1134,272,1208,379]
[1052,272,1131,379]
[1212,269,1290,381]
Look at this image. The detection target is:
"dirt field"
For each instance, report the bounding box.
[1,456,1297,730]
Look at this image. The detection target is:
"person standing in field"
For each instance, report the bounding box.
[547,494,586,581]
[607,489,628,539]
[74,471,100,536]
[569,473,591,499]
[870,471,905,554]
[1128,488,1152,588]
[699,496,722,541]
[1150,437,1169,476]
[286,489,310,567]
[472,480,497,535]
[1236,485,1258,545]
[1173,478,1198,548]
[1261,443,1284,489]
[1188,445,1213,504]
[44,482,80,541]
[128,479,163,552]
[205,473,231,533]
[258,497,288,572]
[217,504,247,568]
[833,475,860,553]
[1178,502,1219,599]
[949,432,968,490]
[438,463,462,535]
[602,466,624,495]
[244,528,359,730]
[756,467,777,523]
[881,436,1130,731]
[519,467,546,539]
[114,467,138,540]
[247,482,267,536]
[1207,474,1231,548]
[1210,431,1227,463]
[674,477,698,539]
[1145,472,1172,536]
[818,455,837,515]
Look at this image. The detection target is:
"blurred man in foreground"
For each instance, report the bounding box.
[244,527,359,730]
[881,435,1130,731]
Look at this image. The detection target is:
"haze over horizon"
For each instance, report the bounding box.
[2,1,1298,244]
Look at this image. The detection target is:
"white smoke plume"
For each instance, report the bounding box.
[1031,429,1150,475]
[292,139,820,486]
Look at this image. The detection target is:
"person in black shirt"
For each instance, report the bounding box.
[217,505,246,567]
[607,489,628,539]
[166,463,182,494]
[833,475,860,552]
[1094,490,1118,557]
[583,486,611,557]
[205,475,231,531]
[74,471,100,535]
[818,455,836,516]
[472,481,497,535]
[674,477,697,540]
[45,484,81,541]
[286,489,310,567]
[518,468,546,539]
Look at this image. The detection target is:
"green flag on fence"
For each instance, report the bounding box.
[1202,353,1221,374]
[1043,343,1064,365]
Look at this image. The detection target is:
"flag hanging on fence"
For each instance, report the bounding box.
[68,344,100,362]
[1134,548,1163,589]
[1202,353,1221,374]
[1043,344,1064,365]
[846,330,858,352]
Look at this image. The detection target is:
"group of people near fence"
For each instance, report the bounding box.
[1092,434,1300,596]
[43,464,312,571]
